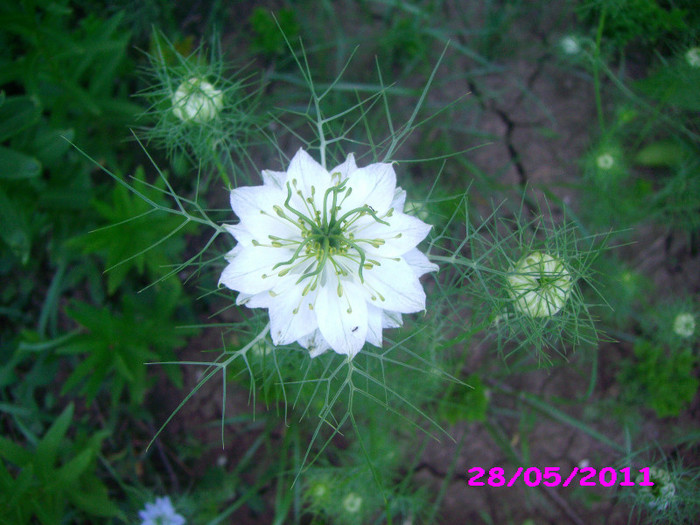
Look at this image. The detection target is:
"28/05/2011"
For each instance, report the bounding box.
[466,466,655,488]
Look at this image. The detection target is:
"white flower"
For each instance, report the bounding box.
[507,252,571,318]
[219,149,438,359]
[673,312,695,338]
[171,77,223,123]
[138,496,185,525]
[560,36,581,55]
[685,47,700,68]
[636,467,676,511]
[596,153,615,170]
[342,492,363,513]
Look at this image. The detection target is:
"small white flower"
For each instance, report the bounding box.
[507,252,571,318]
[578,458,590,469]
[138,496,185,525]
[342,492,363,513]
[636,467,676,511]
[311,482,328,499]
[171,77,223,123]
[596,153,615,170]
[685,47,700,68]
[219,149,438,359]
[673,312,695,338]
[560,36,581,55]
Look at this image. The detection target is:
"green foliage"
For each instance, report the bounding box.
[438,373,489,423]
[249,7,300,58]
[0,404,122,524]
[70,166,191,295]
[59,284,187,404]
[618,339,699,418]
[0,0,141,339]
[576,0,689,49]
[0,0,140,153]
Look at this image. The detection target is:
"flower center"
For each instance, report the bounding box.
[267,177,389,293]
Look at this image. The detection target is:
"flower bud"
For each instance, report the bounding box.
[171,77,223,123]
[673,312,695,338]
[507,252,571,318]
[636,467,675,511]
[685,47,700,68]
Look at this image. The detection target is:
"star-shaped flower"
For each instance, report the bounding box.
[219,149,438,358]
[138,496,185,525]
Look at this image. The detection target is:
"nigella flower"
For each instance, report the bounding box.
[138,496,186,525]
[219,149,438,358]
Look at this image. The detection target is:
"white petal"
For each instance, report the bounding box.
[362,257,426,313]
[365,305,384,347]
[268,284,318,345]
[298,330,331,358]
[391,187,407,212]
[355,212,432,257]
[230,185,297,240]
[330,153,357,180]
[341,162,397,215]
[224,223,254,247]
[382,311,403,328]
[316,276,368,358]
[218,246,290,294]
[285,148,330,211]
[262,169,287,189]
[239,290,274,308]
[223,243,244,263]
[402,248,439,277]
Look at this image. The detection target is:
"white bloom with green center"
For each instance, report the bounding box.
[560,36,581,55]
[507,252,571,318]
[596,153,615,170]
[171,77,223,123]
[637,467,676,511]
[219,149,438,359]
[686,47,700,68]
[342,492,363,513]
[673,312,695,338]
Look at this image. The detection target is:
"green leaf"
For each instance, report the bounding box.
[53,448,93,485]
[0,186,31,264]
[0,146,41,180]
[32,126,74,168]
[69,166,191,294]
[0,436,33,466]
[0,95,41,142]
[34,403,74,470]
[634,141,686,167]
[70,483,123,519]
